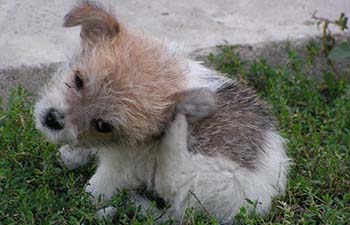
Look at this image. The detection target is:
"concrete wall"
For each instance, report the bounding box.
[0,0,349,103]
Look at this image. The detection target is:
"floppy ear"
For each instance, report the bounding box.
[63,1,119,44]
[175,88,217,122]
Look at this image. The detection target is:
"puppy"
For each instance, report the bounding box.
[35,1,289,224]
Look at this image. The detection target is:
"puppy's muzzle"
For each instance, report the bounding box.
[42,108,65,131]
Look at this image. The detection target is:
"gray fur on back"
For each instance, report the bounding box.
[188,82,275,169]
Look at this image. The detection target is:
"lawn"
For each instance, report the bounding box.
[0,45,349,224]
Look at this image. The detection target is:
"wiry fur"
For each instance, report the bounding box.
[188,83,275,169]
[35,1,289,224]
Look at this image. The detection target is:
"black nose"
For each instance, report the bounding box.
[42,108,65,130]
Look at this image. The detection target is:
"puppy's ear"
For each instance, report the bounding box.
[175,88,217,122]
[63,1,119,44]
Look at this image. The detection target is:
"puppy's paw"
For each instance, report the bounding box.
[86,174,117,203]
[85,181,101,202]
[176,88,216,122]
[96,206,117,220]
[58,145,91,170]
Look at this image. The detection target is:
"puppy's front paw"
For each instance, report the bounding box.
[86,174,117,204]
[85,180,101,202]
[96,206,117,219]
[58,145,90,170]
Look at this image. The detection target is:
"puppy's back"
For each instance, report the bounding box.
[188,82,276,169]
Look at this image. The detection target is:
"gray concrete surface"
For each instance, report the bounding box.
[0,0,350,103]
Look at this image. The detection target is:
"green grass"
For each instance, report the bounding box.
[1,45,350,224]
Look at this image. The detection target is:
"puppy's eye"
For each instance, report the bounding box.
[74,70,84,90]
[93,119,113,133]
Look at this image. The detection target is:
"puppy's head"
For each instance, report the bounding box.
[35,1,187,147]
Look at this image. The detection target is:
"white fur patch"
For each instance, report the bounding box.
[185,60,233,91]
[34,65,78,144]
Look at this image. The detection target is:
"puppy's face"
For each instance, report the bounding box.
[35,2,185,147]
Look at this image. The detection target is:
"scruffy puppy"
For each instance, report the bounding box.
[35,1,289,224]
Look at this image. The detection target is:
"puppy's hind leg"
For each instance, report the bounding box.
[156,114,194,222]
[58,145,96,170]
[159,113,190,161]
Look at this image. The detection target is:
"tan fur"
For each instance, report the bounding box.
[59,2,188,146]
